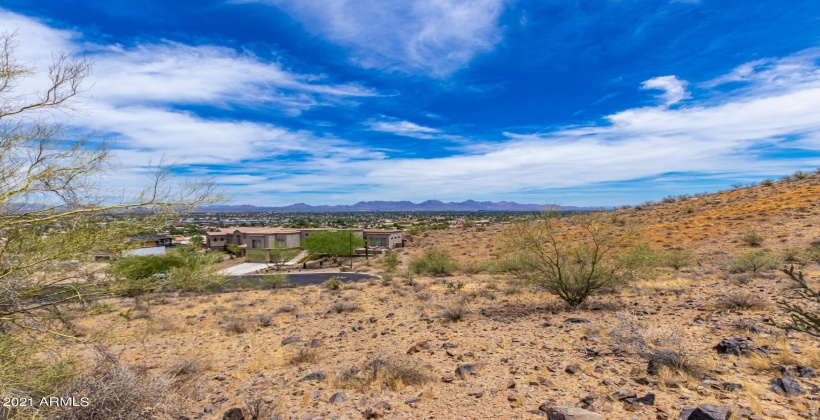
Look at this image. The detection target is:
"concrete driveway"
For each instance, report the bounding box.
[219,263,270,276]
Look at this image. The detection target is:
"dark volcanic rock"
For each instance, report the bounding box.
[713,337,767,356]
[539,405,604,419]
[298,371,326,382]
[680,404,732,420]
[771,377,805,396]
[455,364,477,379]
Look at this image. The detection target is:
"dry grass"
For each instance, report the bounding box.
[716,291,768,311]
[52,361,187,420]
[440,301,467,322]
[333,356,433,392]
[289,347,320,365]
[328,302,361,314]
[223,319,249,335]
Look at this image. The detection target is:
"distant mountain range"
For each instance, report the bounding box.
[197,200,604,212]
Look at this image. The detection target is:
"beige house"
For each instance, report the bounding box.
[206,227,403,251]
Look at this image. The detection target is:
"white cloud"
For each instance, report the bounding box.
[368,119,441,139]
[254,0,508,77]
[641,75,689,106]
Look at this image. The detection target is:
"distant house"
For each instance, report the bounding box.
[129,234,173,248]
[205,227,404,252]
[363,230,403,249]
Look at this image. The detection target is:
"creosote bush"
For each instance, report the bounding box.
[740,229,765,247]
[729,250,780,274]
[381,250,399,272]
[409,248,459,276]
[324,276,344,290]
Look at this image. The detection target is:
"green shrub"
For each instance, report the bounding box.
[409,248,459,276]
[740,230,765,247]
[618,243,663,279]
[325,276,344,290]
[381,251,399,272]
[663,249,695,270]
[729,250,780,274]
[761,178,774,187]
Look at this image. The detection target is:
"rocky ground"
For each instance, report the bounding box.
[67,175,820,420]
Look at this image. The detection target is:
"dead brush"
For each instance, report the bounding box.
[289,347,320,365]
[52,361,186,420]
[717,291,767,311]
[609,311,680,353]
[329,302,361,314]
[643,349,705,378]
[440,300,467,322]
[333,357,432,392]
[166,358,206,382]
[224,319,249,334]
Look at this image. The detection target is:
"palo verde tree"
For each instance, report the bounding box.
[503,211,633,307]
[0,31,221,400]
[302,230,364,263]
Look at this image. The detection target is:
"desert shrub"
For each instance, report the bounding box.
[644,349,704,378]
[166,358,205,381]
[609,312,680,353]
[276,305,296,313]
[663,249,695,270]
[224,319,248,335]
[409,248,459,276]
[440,301,466,322]
[416,291,432,301]
[381,251,399,272]
[770,266,820,337]
[506,212,631,307]
[740,229,765,247]
[467,288,496,301]
[324,276,344,290]
[258,314,273,327]
[329,302,360,314]
[781,247,811,265]
[400,268,415,286]
[729,250,780,274]
[52,361,186,420]
[245,249,267,263]
[258,273,287,289]
[334,357,432,392]
[460,260,493,274]
[717,291,767,311]
[289,347,320,365]
[793,170,811,180]
[618,243,663,279]
[446,280,465,293]
[379,271,394,284]
[761,178,774,187]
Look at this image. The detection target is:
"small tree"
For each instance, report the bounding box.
[771,266,820,337]
[504,212,631,307]
[409,248,459,276]
[268,243,301,270]
[729,250,780,274]
[189,234,204,248]
[302,231,364,262]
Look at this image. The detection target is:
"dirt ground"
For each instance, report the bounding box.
[66,175,820,419]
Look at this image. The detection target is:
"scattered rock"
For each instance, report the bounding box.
[222,408,247,420]
[328,392,348,404]
[308,338,322,348]
[441,375,454,383]
[565,364,581,375]
[507,379,516,389]
[455,364,477,379]
[404,397,420,406]
[610,387,637,401]
[298,371,326,382]
[363,401,392,418]
[407,340,429,354]
[798,365,817,378]
[713,337,767,357]
[467,390,484,398]
[770,377,805,396]
[680,404,732,420]
[624,393,655,406]
[538,405,604,420]
[564,318,591,324]
[214,375,227,381]
[281,336,302,345]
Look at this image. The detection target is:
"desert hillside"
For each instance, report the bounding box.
[62,173,820,420]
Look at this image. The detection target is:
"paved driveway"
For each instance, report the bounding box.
[219,263,269,276]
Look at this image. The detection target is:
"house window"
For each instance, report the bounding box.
[370,237,387,247]
[276,239,286,247]
[251,239,261,248]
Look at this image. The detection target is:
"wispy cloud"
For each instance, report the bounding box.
[641,75,689,106]
[251,0,509,77]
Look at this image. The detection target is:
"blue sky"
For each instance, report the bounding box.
[2,0,819,206]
